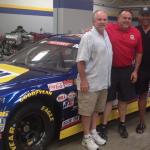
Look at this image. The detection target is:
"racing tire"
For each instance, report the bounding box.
[3,102,55,150]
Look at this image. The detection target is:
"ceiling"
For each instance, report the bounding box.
[93,0,150,8]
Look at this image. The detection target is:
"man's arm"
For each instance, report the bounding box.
[77,61,89,93]
[131,52,143,83]
[134,52,143,73]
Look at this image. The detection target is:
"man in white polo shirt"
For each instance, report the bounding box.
[76,10,112,150]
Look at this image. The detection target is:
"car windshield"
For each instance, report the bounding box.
[8,40,77,71]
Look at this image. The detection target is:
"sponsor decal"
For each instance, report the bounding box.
[57,91,76,103]
[20,90,52,102]
[48,41,73,47]
[48,82,64,91]
[63,99,74,109]
[130,34,135,40]
[63,80,73,88]
[62,116,80,128]
[68,91,76,100]
[48,80,73,92]
[56,94,67,102]
[0,117,6,132]
[0,111,8,117]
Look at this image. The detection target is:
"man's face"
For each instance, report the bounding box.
[93,12,108,32]
[140,14,150,27]
[118,11,132,30]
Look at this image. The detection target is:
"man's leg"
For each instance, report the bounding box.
[138,92,147,124]
[118,100,127,123]
[91,112,98,130]
[78,91,100,150]
[136,92,147,134]
[81,115,99,150]
[99,67,117,139]
[81,115,91,135]
[118,100,128,138]
[98,101,113,140]
[90,90,108,145]
[134,70,149,134]
[90,112,106,145]
[103,101,113,124]
[117,66,136,138]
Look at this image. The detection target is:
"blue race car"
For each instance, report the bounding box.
[0,34,80,150]
[0,34,148,150]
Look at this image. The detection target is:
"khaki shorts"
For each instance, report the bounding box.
[78,89,107,116]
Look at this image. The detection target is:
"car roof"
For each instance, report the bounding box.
[50,34,81,44]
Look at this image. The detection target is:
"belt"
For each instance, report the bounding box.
[112,65,133,69]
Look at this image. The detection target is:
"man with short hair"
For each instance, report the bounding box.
[135,7,150,134]
[76,10,112,150]
[99,9,143,140]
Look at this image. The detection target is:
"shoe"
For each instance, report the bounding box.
[82,135,99,150]
[92,132,106,145]
[98,124,108,141]
[136,123,146,134]
[118,124,128,138]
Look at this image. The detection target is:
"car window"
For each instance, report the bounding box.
[8,41,77,71]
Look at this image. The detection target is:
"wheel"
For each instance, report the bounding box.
[3,102,55,150]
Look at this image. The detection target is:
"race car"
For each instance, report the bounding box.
[0,34,149,150]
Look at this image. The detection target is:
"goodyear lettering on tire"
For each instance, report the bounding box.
[8,126,16,150]
[20,90,52,102]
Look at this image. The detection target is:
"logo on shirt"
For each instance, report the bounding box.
[130,34,135,40]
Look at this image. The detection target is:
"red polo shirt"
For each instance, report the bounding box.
[106,23,143,67]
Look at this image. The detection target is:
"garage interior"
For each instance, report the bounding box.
[0,0,150,150]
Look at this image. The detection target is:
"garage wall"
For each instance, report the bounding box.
[54,9,92,34]
[53,0,93,34]
[93,4,138,25]
[0,0,53,34]
[94,5,119,22]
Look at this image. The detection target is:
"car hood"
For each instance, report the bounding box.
[0,63,29,84]
[0,63,64,92]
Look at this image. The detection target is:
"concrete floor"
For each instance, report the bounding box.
[47,110,150,150]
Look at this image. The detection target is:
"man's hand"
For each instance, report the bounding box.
[130,71,138,83]
[80,79,89,93]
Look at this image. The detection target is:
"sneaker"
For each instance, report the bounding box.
[118,124,128,138]
[82,136,99,150]
[98,124,108,140]
[92,132,106,145]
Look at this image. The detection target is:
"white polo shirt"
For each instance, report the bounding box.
[76,26,113,92]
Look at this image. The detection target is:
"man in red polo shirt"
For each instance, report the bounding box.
[99,9,143,140]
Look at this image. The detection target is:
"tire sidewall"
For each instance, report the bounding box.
[3,102,55,150]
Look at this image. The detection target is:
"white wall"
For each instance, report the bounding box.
[0,0,53,34]
[0,14,53,34]
[54,8,92,34]
[94,5,119,17]
[0,0,148,34]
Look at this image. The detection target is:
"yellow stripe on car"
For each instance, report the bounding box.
[59,99,150,139]
[0,64,29,83]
